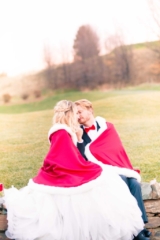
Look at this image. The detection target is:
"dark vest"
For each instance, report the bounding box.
[81,121,100,146]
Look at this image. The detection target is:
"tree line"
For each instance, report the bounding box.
[43,1,160,90]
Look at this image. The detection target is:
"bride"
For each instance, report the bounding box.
[4,100,147,240]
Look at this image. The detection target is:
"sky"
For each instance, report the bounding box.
[0,0,159,76]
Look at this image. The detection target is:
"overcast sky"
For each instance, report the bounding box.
[0,0,158,76]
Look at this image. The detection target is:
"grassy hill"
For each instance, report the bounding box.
[1,87,160,189]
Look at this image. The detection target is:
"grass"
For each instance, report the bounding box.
[1,86,160,188]
[0,91,111,114]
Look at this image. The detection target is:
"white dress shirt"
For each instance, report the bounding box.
[84,120,98,140]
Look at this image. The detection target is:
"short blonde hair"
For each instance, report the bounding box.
[74,99,93,110]
[53,100,79,132]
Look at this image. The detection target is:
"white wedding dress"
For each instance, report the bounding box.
[4,166,144,240]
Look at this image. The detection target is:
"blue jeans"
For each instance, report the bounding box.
[119,175,148,223]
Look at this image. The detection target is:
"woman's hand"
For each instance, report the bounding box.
[76,127,83,142]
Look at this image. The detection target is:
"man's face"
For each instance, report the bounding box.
[76,105,92,125]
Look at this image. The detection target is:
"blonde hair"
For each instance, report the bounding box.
[53,100,79,132]
[75,99,93,110]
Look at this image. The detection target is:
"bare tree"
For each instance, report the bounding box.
[147,0,160,36]
[105,32,134,85]
[43,44,53,68]
[146,0,160,80]
[73,25,100,61]
[43,44,55,89]
[147,0,160,59]
[60,44,72,87]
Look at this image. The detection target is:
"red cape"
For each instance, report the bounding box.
[33,129,102,187]
[88,122,140,174]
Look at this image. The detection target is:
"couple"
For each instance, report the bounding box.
[4,99,150,240]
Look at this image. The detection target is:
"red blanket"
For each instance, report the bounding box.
[33,129,102,187]
[88,122,140,174]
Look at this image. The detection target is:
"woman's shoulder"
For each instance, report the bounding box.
[48,124,77,145]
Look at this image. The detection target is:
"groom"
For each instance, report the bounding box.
[75,99,151,240]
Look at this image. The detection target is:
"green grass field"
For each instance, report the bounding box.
[1,86,160,188]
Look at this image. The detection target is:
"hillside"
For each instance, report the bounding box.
[134,41,160,82]
[0,40,160,104]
